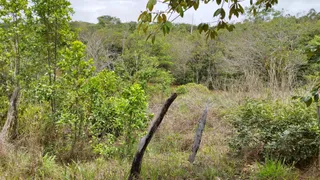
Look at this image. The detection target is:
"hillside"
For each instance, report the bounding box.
[0,1,320,179]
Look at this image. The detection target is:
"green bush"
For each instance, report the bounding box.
[134,68,174,95]
[255,158,298,180]
[52,41,149,160]
[85,71,149,158]
[0,94,8,126]
[176,85,188,95]
[176,83,210,95]
[229,99,320,164]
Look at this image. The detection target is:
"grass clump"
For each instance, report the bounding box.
[255,158,298,180]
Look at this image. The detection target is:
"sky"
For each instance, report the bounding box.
[70,0,320,24]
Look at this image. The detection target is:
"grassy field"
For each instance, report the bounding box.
[0,83,319,179]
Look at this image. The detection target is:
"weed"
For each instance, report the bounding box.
[255,158,299,180]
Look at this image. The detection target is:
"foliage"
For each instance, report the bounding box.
[229,99,320,164]
[1,0,320,178]
[31,0,75,116]
[176,83,210,95]
[293,35,320,107]
[54,41,95,159]
[98,15,121,26]
[0,94,8,124]
[255,158,298,180]
[304,35,320,83]
[115,32,174,94]
[140,0,279,39]
[53,41,149,159]
[74,10,320,91]
[36,154,61,179]
[176,85,188,95]
[89,81,149,158]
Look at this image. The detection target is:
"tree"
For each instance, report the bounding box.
[56,41,95,159]
[115,32,173,94]
[32,0,74,116]
[98,15,121,27]
[0,0,30,144]
[140,0,279,39]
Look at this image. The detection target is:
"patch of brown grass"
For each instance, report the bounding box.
[299,161,320,180]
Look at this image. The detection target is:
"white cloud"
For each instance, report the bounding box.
[70,0,320,24]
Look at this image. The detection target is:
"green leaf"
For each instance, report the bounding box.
[314,94,319,103]
[147,13,152,22]
[193,0,199,10]
[162,21,172,35]
[253,8,257,16]
[198,23,204,34]
[226,24,235,32]
[238,4,244,14]
[203,24,209,32]
[214,8,221,17]
[157,15,162,23]
[234,10,239,17]
[146,33,152,41]
[229,7,234,19]
[177,5,184,17]
[162,24,167,35]
[210,30,217,39]
[138,13,143,21]
[143,24,149,33]
[162,14,167,22]
[303,96,313,107]
[151,35,156,44]
[220,8,226,19]
[292,96,302,100]
[165,21,173,29]
[311,89,318,96]
[216,0,222,5]
[147,0,157,11]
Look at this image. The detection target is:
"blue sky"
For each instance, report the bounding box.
[70,0,320,24]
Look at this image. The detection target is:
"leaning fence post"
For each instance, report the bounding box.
[188,105,208,163]
[317,105,320,169]
[128,93,178,180]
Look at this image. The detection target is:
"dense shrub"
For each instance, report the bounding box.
[176,83,210,95]
[41,41,150,160]
[88,79,149,158]
[229,99,320,164]
[0,94,8,125]
[56,68,149,159]
[133,68,174,95]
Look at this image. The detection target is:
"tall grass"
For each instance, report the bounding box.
[0,83,313,179]
[255,158,298,180]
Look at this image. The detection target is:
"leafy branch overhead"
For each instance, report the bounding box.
[293,35,320,107]
[293,86,320,107]
[139,0,279,40]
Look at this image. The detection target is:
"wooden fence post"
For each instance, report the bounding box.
[128,93,178,180]
[188,105,208,163]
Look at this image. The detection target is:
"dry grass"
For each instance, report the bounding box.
[142,84,239,179]
[299,161,320,180]
[0,83,315,179]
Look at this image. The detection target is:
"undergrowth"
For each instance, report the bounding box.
[1,84,318,179]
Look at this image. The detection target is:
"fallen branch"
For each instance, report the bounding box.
[128,93,178,180]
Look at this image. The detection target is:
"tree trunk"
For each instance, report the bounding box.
[188,105,208,163]
[0,86,20,143]
[128,93,178,180]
